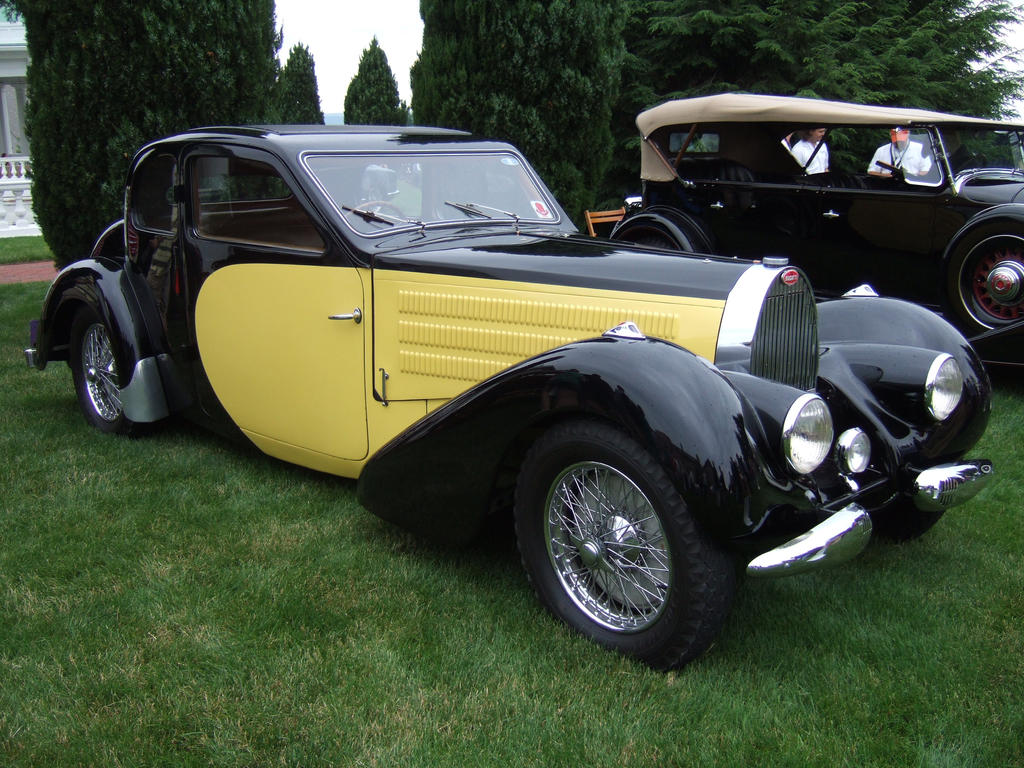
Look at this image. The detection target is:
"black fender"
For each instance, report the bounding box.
[32,254,175,422]
[817,296,991,462]
[90,218,127,261]
[357,335,766,545]
[610,205,713,253]
[965,318,1024,368]
[940,203,1024,271]
[34,258,147,369]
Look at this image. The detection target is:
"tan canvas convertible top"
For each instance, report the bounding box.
[637,93,1020,181]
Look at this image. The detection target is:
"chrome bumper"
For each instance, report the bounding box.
[747,504,872,578]
[913,460,993,512]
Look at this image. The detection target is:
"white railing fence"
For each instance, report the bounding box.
[0,155,40,237]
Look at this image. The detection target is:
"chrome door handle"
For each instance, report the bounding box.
[328,308,362,323]
[823,209,840,219]
[710,201,724,209]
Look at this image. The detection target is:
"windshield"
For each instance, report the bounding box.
[303,151,561,235]
[939,127,1024,174]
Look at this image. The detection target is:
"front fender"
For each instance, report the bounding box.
[940,203,1024,276]
[356,336,762,544]
[611,205,713,252]
[817,295,990,462]
[818,295,985,379]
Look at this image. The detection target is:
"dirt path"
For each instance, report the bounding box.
[0,261,57,284]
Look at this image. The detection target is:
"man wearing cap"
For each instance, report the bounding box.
[868,127,933,177]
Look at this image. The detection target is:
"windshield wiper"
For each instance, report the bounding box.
[445,200,519,220]
[341,204,398,226]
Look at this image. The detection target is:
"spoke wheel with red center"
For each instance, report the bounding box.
[950,231,1024,334]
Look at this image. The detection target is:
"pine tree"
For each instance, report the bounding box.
[411,0,627,224]
[600,0,1024,204]
[277,44,325,124]
[629,0,1021,113]
[344,38,410,125]
[6,0,280,266]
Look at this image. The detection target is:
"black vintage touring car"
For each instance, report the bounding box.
[26,126,993,668]
[610,93,1024,366]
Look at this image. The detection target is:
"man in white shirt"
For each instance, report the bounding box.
[868,127,932,177]
[790,128,829,174]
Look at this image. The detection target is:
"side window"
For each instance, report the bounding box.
[669,130,720,155]
[193,155,325,253]
[131,153,176,233]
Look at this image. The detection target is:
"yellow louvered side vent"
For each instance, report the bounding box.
[374,275,724,402]
[398,289,679,338]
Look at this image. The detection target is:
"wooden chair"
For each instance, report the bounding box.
[583,207,626,237]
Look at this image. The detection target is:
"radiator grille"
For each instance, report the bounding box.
[749,273,818,390]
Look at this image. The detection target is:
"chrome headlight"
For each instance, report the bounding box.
[836,428,871,474]
[782,394,834,474]
[925,354,963,421]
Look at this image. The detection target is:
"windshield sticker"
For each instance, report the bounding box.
[531,200,553,219]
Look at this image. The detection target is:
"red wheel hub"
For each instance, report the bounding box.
[972,246,1024,322]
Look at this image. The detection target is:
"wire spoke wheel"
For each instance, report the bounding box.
[546,462,671,632]
[969,242,1024,323]
[70,307,137,435]
[514,420,736,669]
[953,233,1024,331]
[82,322,123,422]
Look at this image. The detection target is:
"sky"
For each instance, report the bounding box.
[274,1,1024,120]
[275,0,423,117]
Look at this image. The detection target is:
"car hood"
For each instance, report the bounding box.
[956,172,1024,204]
[370,230,751,302]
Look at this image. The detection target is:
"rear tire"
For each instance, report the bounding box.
[947,230,1024,334]
[514,420,735,669]
[70,307,138,435]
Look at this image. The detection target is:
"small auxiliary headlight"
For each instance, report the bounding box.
[836,428,871,474]
[782,394,834,475]
[925,354,963,421]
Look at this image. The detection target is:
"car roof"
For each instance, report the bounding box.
[636,93,1022,182]
[636,93,1019,134]
[135,124,513,162]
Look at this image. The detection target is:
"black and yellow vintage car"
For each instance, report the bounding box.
[26,126,993,669]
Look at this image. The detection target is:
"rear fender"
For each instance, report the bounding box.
[356,336,762,544]
[34,258,172,422]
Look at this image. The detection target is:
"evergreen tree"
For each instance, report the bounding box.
[344,38,410,125]
[628,0,1021,113]
[411,0,627,224]
[4,0,280,266]
[277,43,325,124]
[601,0,1024,204]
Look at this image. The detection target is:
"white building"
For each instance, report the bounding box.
[0,19,38,237]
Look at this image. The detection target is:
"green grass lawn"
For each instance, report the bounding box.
[0,236,52,266]
[2,281,1022,767]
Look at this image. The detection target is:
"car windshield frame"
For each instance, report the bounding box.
[300,149,564,238]
[937,125,1024,178]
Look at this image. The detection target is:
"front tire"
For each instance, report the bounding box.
[70,307,137,435]
[514,421,735,669]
